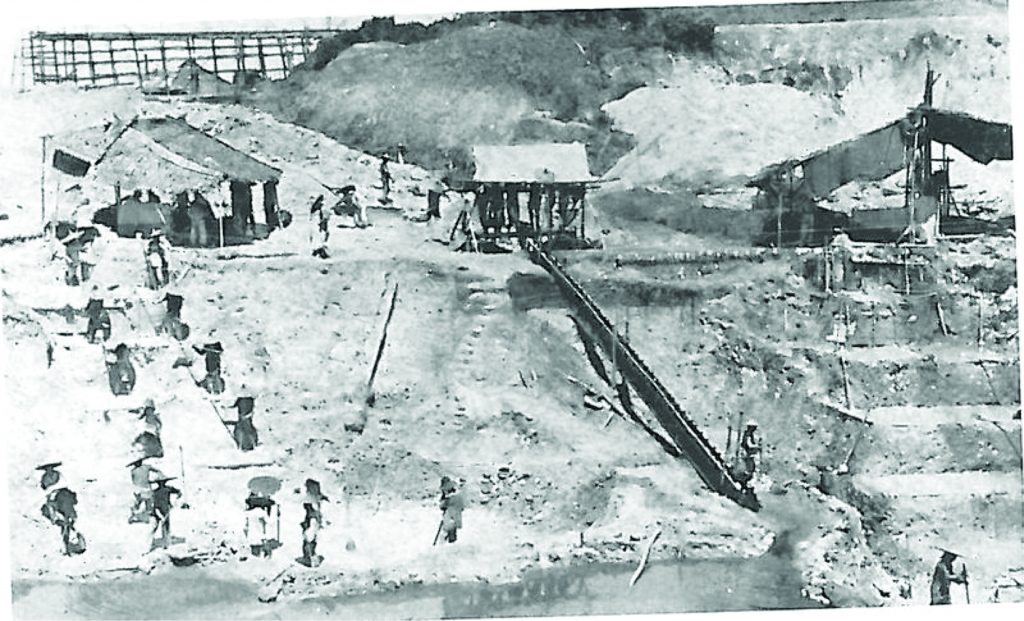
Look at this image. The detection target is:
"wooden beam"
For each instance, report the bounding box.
[68,39,77,82]
[159,39,169,90]
[210,37,219,79]
[107,40,119,85]
[85,38,96,85]
[276,36,289,77]
[131,36,143,83]
[256,38,266,78]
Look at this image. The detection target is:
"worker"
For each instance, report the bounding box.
[106,343,136,396]
[150,476,182,550]
[930,549,969,605]
[128,456,164,523]
[738,420,762,483]
[332,185,368,228]
[299,478,327,567]
[379,154,393,203]
[396,143,407,165]
[84,290,112,344]
[438,476,464,544]
[37,462,86,556]
[310,195,331,259]
[59,227,85,287]
[829,227,853,292]
[145,230,171,289]
[132,398,163,436]
[157,292,190,341]
[132,430,164,459]
[244,491,279,558]
[77,219,103,283]
[229,396,259,452]
[187,191,213,247]
[193,341,225,394]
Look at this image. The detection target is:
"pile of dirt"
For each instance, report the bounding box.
[605,13,1012,196]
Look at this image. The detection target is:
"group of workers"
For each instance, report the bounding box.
[37,189,470,568]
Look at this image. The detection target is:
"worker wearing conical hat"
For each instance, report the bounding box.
[930,548,969,605]
[127,456,164,523]
[193,341,225,395]
[150,476,181,550]
[36,462,85,556]
[131,398,162,437]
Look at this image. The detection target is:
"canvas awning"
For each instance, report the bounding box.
[472,143,596,184]
[749,107,1013,199]
[926,108,1013,164]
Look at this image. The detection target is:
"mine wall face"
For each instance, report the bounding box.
[550,247,1020,605]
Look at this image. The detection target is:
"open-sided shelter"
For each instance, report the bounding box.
[51,116,283,246]
[462,143,598,247]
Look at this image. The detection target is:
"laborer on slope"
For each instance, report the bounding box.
[193,340,225,395]
[77,216,103,284]
[736,420,762,485]
[128,456,164,523]
[437,476,464,544]
[157,292,190,341]
[84,287,112,344]
[150,476,182,550]
[310,195,331,259]
[37,462,86,556]
[228,396,259,451]
[298,478,327,567]
[106,343,136,396]
[332,185,369,228]
[930,548,969,605]
[379,153,393,204]
[145,230,172,289]
[244,491,279,558]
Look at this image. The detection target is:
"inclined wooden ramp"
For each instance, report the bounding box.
[528,241,761,511]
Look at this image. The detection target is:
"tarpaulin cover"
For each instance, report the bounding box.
[927,109,1013,164]
[472,143,596,183]
[801,121,907,200]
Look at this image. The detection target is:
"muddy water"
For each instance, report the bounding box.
[12,554,820,619]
